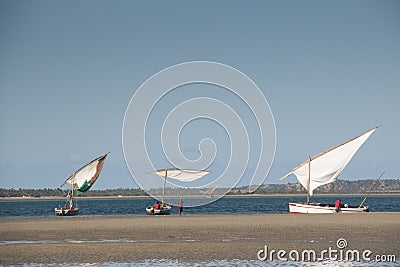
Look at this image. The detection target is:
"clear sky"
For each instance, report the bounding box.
[1,1,399,189]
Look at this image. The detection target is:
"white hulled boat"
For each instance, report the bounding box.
[279,126,378,214]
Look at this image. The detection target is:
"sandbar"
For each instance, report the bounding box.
[1,213,399,265]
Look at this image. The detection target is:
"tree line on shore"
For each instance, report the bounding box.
[0,188,148,198]
[0,179,399,198]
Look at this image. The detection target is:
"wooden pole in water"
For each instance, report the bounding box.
[307,157,311,204]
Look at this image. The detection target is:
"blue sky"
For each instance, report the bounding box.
[1,1,399,189]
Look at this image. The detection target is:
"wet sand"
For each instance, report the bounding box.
[1,213,399,265]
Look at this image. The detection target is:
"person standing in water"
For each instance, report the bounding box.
[178,198,183,216]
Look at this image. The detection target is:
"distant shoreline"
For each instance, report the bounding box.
[1,192,399,200]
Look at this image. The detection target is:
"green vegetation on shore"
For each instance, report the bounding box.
[1,179,399,198]
[0,188,147,198]
[234,178,400,195]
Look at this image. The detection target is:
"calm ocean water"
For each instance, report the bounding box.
[0,195,399,218]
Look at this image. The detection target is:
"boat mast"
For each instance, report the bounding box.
[161,168,167,207]
[70,171,76,208]
[71,183,74,208]
[73,185,78,208]
[307,156,311,204]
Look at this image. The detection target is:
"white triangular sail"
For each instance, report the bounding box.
[150,168,210,182]
[61,153,109,193]
[279,127,378,196]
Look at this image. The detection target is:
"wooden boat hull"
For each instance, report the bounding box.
[54,207,79,216]
[146,205,171,215]
[289,202,369,214]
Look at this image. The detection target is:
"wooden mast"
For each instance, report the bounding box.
[161,168,167,207]
[307,156,311,204]
[69,171,76,209]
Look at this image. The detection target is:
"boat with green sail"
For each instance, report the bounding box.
[55,152,109,216]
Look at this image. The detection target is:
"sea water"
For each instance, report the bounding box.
[0,195,399,218]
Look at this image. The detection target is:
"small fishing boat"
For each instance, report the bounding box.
[55,153,109,216]
[200,186,217,198]
[145,204,171,215]
[146,168,210,215]
[55,190,80,216]
[288,202,368,214]
[279,126,378,214]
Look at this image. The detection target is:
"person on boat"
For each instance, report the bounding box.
[154,201,160,210]
[178,198,183,216]
[65,191,73,209]
[335,199,342,212]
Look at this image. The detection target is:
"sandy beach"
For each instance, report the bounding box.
[1,213,399,265]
